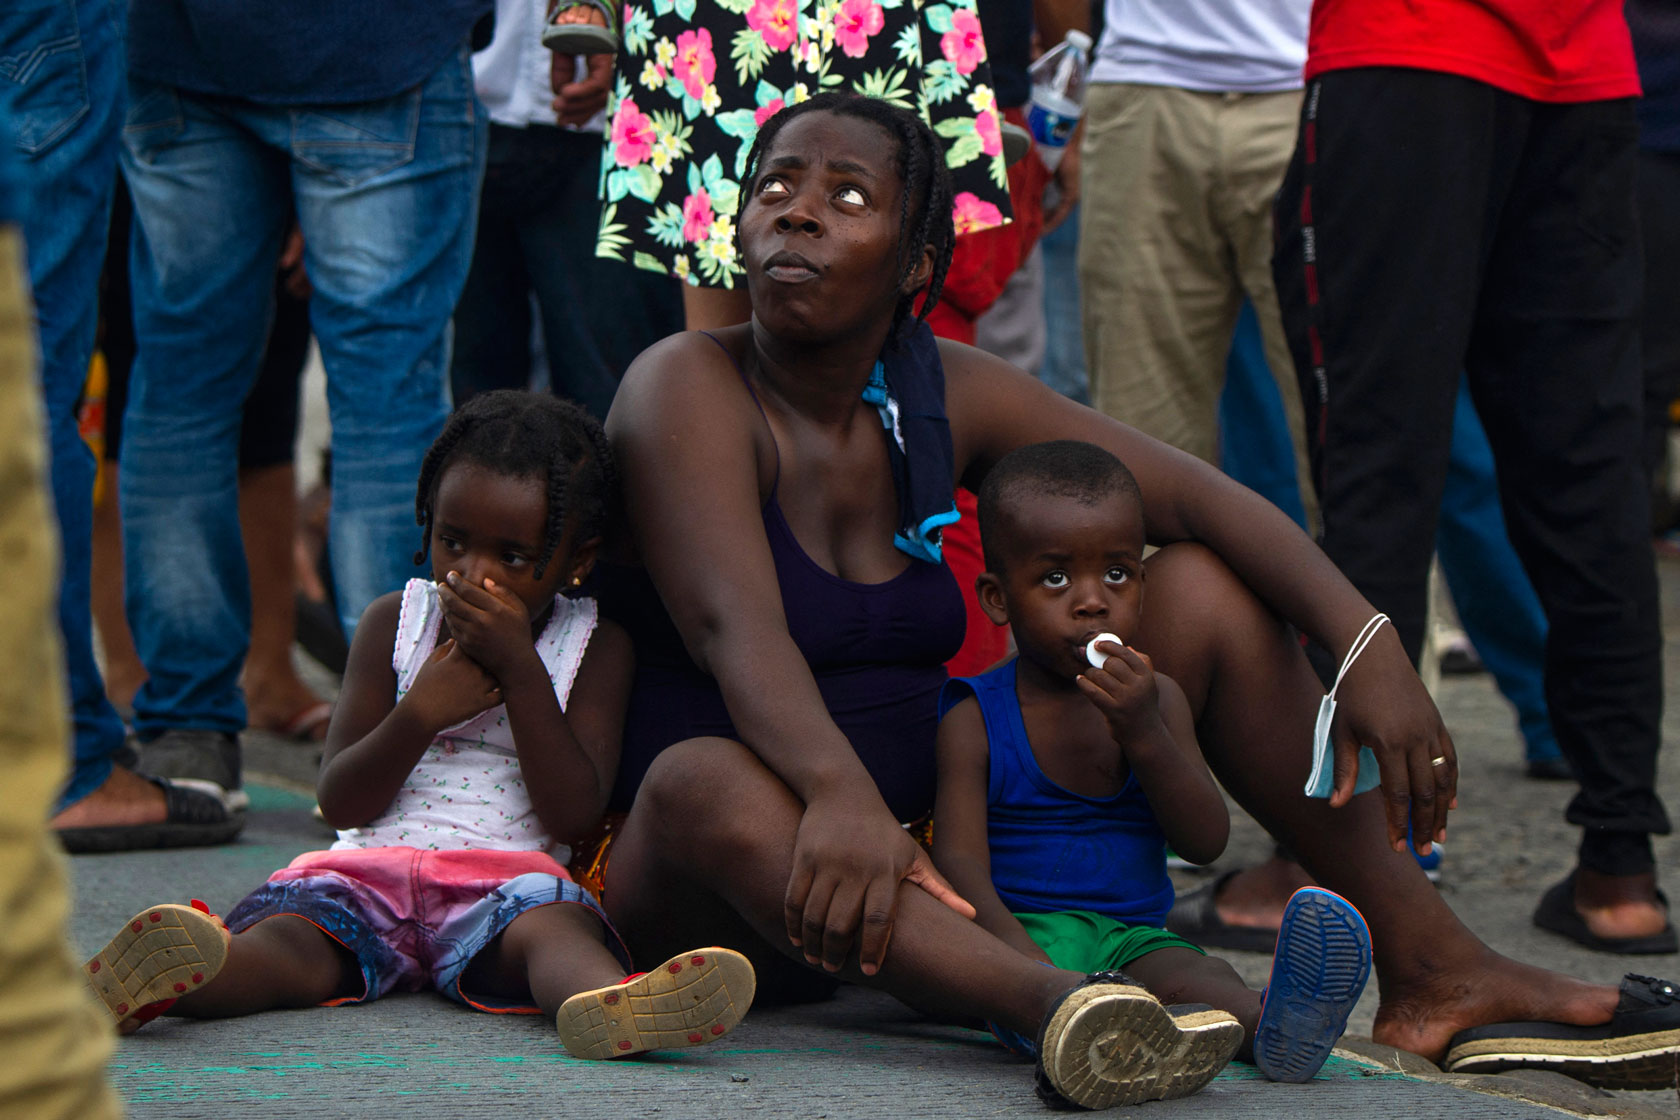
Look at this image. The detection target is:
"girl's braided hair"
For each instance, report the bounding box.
[413,390,617,581]
[734,92,957,337]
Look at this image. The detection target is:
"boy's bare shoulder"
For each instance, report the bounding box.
[936,694,986,751]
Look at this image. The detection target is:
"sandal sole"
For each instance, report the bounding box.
[1254,887,1372,1082]
[540,23,619,54]
[1041,985,1243,1108]
[1444,1027,1680,1090]
[85,904,229,1032]
[556,947,755,1060]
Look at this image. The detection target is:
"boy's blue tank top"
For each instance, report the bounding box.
[939,660,1174,926]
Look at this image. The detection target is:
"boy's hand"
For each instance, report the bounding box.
[1077,644,1166,747]
[403,639,502,731]
[437,572,532,678]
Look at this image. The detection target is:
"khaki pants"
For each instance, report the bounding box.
[0,227,121,1120]
[1078,82,1316,528]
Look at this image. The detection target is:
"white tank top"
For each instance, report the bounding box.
[331,578,598,861]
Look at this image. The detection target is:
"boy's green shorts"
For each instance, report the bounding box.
[1015,909,1204,973]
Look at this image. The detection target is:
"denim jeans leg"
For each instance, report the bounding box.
[120,83,294,737]
[525,127,680,420]
[1038,207,1089,404]
[1,0,129,804]
[290,45,485,634]
[1436,379,1560,762]
[450,125,536,406]
[1218,301,1309,530]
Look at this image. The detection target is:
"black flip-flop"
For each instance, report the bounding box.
[1164,870,1281,954]
[1532,872,1678,955]
[1444,973,1680,1090]
[57,779,244,854]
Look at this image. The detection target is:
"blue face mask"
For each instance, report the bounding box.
[1305,614,1388,800]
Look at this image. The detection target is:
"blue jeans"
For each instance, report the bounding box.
[1437,377,1560,764]
[1219,301,1309,530]
[119,47,486,737]
[1036,206,1090,405]
[1,0,129,807]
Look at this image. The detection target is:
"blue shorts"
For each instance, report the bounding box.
[225,847,632,1013]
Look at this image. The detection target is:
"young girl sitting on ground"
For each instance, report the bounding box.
[932,441,1372,1094]
[83,391,755,1059]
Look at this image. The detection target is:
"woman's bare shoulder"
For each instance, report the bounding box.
[615,327,750,406]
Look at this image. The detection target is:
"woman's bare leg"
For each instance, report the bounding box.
[1135,543,1619,1060]
[89,462,146,709]
[238,463,329,737]
[604,738,1082,1037]
[682,285,751,331]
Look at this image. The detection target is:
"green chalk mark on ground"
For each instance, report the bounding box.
[247,783,319,813]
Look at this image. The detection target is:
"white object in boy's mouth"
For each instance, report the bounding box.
[1086,633,1124,669]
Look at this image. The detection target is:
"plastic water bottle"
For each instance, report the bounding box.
[1026,29,1091,172]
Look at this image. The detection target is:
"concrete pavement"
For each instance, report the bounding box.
[64,557,1680,1118]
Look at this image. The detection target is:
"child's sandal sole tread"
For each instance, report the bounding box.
[556,947,756,1060]
[84,903,228,1032]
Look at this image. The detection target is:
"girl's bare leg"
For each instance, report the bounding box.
[604,738,1082,1037]
[170,915,356,1018]
[461,904,627,1017]
[1135,543,1619,1060]
[682,285,751,331]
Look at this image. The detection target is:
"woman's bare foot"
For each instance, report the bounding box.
[1371,945,1621,1062]
[551,3,606,25]
[1574,867,1671,940]
[51,765,168,830]
[1211,856,1317,931]
[243,670,332,742]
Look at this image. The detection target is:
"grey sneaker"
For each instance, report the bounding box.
[137,729,247,812]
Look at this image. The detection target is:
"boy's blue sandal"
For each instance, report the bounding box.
[1443,974,1680,1090]
[1253,887,1373,1083]
[1033,971,1243,1109]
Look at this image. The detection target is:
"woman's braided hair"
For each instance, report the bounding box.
[734,92,957,337]
[412,390,617,581]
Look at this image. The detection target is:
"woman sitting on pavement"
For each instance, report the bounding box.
[592,92,1680,1105]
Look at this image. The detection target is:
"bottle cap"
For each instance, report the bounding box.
[1066,29,1093,52]
[1086,632,1123,669]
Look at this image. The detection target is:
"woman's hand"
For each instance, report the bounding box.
[784,792,974,976]
[437,572,533,679]
[402,639,502,732]
[1327,625,1457,854]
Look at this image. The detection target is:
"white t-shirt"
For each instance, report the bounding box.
[1092,0,1309,93]
[331,579,598,862]
[473,0,607,132]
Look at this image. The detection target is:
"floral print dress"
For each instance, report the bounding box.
[597,0,1013,288]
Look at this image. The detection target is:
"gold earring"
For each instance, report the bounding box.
[571,577,582,587]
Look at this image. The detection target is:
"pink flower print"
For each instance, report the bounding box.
[940,8,987,75]
[682,188,716,244]
[610,97,656,167]
[835,0,885,57]
[975,107,1001,158]
[951,191,1004,235]
[746,0,796,52]
[673,28,717,100]
[754,97,787,127]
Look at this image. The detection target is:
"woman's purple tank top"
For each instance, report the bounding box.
[601,336,966,821]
